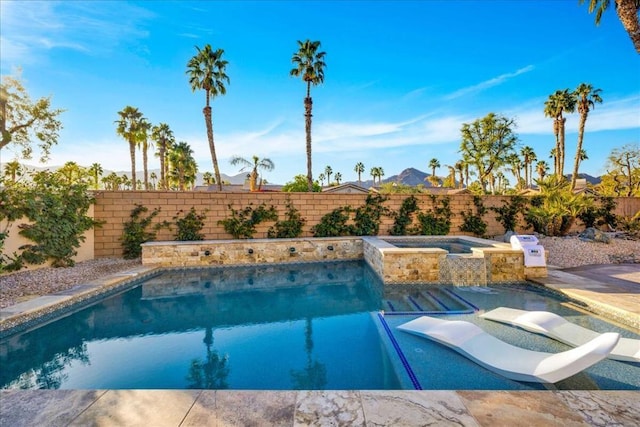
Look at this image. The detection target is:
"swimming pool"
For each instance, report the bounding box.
[1,261,638,390]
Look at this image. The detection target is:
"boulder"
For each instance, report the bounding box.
[579,227,611,244]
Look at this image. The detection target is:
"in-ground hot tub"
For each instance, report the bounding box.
[380,236,494,254]
[363,236,544,285]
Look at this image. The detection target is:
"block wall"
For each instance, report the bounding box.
[92,191,640,258]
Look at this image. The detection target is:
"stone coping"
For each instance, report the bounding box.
[1,389,638,426]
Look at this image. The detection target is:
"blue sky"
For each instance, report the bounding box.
[1,0,639,185]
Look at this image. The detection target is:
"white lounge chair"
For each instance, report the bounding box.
[397,316,619,383]
[481,307,640,363]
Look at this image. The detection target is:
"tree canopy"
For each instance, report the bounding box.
[459,113,518,192]
[0,74,64,162]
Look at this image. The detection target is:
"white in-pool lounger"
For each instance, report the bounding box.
[481,307,640,363]
[397,316,619,383]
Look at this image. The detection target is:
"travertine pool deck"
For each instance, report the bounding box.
[1,263,638,426]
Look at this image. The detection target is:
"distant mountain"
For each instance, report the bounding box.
[351,167,436,188]
[10,164,250,185]
[565,173,602,185]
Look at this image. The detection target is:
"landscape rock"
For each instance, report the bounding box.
[579,227,611,243]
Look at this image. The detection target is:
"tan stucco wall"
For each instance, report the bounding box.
[1,206,94,269]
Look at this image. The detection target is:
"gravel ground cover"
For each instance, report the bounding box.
[0,236,638,309]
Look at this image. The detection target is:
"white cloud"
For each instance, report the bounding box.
[444,65,535,100]
[511,95,640,135]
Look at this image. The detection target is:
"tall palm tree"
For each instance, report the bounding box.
[520,146,536,188]
[137,118,152,190]
[317,172,325,186]
[88,163,103,190]
[151,123,175,190]
[428,158,440,178]
[3,160,22,182]
[230,155,275,191]
[169,141,198,191]
[571,83,603,190]
[370,167,379,185]
[324,165,333,185]
[150,171,157,189]
[290,39,327,192]
[115,106,143,189]
[376,166,385,185]
[354,162,365,185]
[536,160,550,183]
[580,0,640,54]
[187,44,229,191]
[334,172,342,185]
[454,160,465,189]
[544,90,576,179]
[507,153,523,189]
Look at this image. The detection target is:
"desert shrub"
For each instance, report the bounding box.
[122,204,162,259]
[218,203,278,239]
[415,196,452,235]
[268,200,305,238]
[459,195,487,237]
[389,195,420,235]
[173,207,208,241]
[352,194,390,236]
[311,207,354,237]
[16,171,101,267]
[490,195,528,232]
[577,195,617,229]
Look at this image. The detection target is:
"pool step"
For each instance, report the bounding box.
[383,288,477,315]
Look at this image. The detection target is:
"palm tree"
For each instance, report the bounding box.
[187,44,229,191]
[317,173,325,186]
[428,158,440,178]
[495,171,506,193]
[169,141,198,191]
[102,172,120,191]
[120,174,131,190]
[324,165,333,185]
[202,171,215,185]
[354,162,365,185]
[230,155,275,191]
[3,160,22,182]
[544,90,576,179]
[571,83,603,190]
[290,39,327,192]
[370,167,379,185]
[115,106,143,189]
[150,171,157,189]
[507,153,523,189]
[536,160,550,182]
[454,161,465,189]
[151,123,175,190]
[520,146,536,188]
[579,0,640,54]
[57,161,87,185]
[444,165,456,188]
[137,117,152,190]
[88,163,103,190]
[334,172,342,185]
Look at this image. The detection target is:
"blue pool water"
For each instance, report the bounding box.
[383,238,490,253]
[1,261,638,390]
